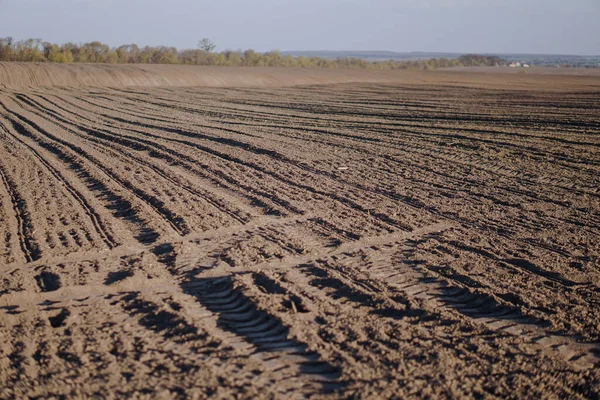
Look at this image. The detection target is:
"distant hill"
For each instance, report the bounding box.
[281,51,462,61]
[280,51,600,67]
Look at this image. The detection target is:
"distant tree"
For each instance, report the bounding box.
[116,44,140,63]
[139,46,155,63]
[222,50,242,66]
[43,42,74,63]
[296,56,310,68]
[13,39,45,62]
[0,37,14,61]
[458,54,505,67]
[61,43,82,62]
[264,50,282,67]
[282,55,294,67]
[214,52,227,66]
[242,49,260,66]
[198,38,216,52]
[78,41,112,63]
[0,36,512,71]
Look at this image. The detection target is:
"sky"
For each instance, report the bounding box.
[0,0,598,55]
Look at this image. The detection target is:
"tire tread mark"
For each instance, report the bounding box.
[0,121,117,250]
[0,102,159,244]
[39,93,299,218]
[2,98,186,237]
[21,93,250,225]
[58,94,414,231]
[0,152,40,262]
[182,276,343,391]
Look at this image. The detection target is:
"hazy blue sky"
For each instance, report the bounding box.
[0,0,598,54]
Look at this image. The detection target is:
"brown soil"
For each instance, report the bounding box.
[0,66,599,399]
[0,63,425,88]
[2,62,599,90]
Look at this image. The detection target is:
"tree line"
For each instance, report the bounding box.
[0,37,505,70]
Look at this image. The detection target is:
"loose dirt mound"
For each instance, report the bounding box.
[0,62,423,88]
[2,62,598,90]
[0,77,599,398]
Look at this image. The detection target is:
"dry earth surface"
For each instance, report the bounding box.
[0,64,599,399]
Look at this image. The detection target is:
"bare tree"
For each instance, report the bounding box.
[198,38,216,52]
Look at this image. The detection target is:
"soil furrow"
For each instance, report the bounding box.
[20,93,252,226]
[181,276,343,393]
[0,118,117,251]
[0,104,160,245]
[1,99,186,238]
[0,155,40,263]
[2,74,599,398]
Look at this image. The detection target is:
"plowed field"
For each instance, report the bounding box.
[1,68,599,398]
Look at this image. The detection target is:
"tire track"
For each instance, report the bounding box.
[361,237,600,371]
[1,81,599,397]
[0,121,117,250]
[16,93,251,226]
[289,241,600,372]
[68,87,600,241]
[0,102,160,245]
[0,157,40,262]
[0,98,185,240]
[181,276,343,394]
[52,92,418,232]
[35,92,304,218]
[8,98,190,236]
